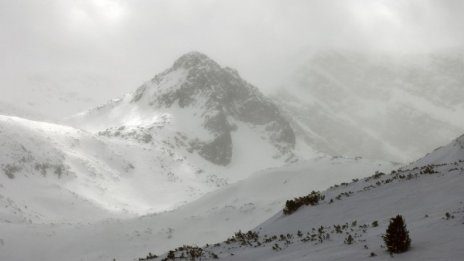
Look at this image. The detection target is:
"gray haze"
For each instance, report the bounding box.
[1,0,463,119]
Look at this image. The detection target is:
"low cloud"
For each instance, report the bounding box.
[0,0,462,118]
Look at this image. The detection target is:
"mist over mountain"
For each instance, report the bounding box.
[274,49,464,163]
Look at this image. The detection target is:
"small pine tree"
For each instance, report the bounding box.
[167,250,175,260]
[344,234,354,245]
[383,215,411,254]
[445,212,451,220]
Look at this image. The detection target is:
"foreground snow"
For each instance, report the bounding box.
[0,156,393,261]
[150,135,464,261]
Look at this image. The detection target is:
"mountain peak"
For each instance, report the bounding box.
[71,51,299,167]
[172,51,219,70]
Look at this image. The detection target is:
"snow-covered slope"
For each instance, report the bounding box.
[0,115,236,223]
[152,134,464,261]
[68,52,310,173]
[412,134,464,167]
[0,156,395,261]
[274,50,464,163]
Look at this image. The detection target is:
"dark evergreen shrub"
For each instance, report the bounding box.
[382,215,411,254]
[283,191,322,215]
[167,250,175,260]
[344,234,354,245]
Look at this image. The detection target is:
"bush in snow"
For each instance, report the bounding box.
[165,250,175,260]
[283,191,322,215]
[421,165,437,175]
[138,252,158,260]
[382,215,411,254]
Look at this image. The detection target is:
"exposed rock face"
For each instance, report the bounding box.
[137,52,295,165]
[74,52,296,166]
[199,132,233,165]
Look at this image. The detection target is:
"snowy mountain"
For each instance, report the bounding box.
[0,52,316,224]
[2,50,463,261]
[151,133,464,261]
[69,52,306,169]
[2,105,462,261]
[274,50,464,163]
[0,56,397,256]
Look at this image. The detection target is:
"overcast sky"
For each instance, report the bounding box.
[1,0,463,119]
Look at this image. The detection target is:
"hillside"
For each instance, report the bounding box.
[0,115,234,223]
[151,134,464,260]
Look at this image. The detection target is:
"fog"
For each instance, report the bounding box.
[0,0,463,119]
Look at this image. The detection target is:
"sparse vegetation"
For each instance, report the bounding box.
[421,165,437,174]
[445,212,455,220]
[138,252,158,260]
[133,160,464,260]
[3,164,21,179]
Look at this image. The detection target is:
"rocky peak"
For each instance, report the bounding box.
[82,52,298,166]
[172,51,221,71]
[130,52,297,165]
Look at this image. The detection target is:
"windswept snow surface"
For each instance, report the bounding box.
[153,134,464,261]
[0,156,394,261]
